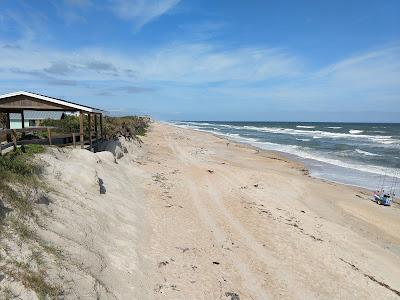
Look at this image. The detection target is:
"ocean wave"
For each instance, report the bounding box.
[176,122,399,146]
[296,125,315,129]
[327,126,342,129]
[296,138,311,142]
[355,149,381,156]
[175,121,215,127]
[245,141,400,179]
[168,122,400,179]
[349,129,364,134]
[238,126,397,145]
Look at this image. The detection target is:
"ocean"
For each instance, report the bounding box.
[171,121,400,195]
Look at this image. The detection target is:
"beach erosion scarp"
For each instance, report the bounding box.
[0,137,151,299]
[1,121,400,299]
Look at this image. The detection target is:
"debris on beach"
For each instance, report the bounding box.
[98,178,106,194]
[212,261,220,265]
[207,169,214,174]
[158,261,169,268]
[225,292,240,300]
[35,194,51,205]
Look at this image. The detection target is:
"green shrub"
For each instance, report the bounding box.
[104,116,150,140]
[0,145,44,179]
[41,115,82,134]
[0,145,44,216]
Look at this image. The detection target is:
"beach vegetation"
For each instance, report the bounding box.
[40,115,150,140]
[0,144,64,299]
[103,115,150,140]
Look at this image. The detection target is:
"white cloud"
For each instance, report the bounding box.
[0,41,302,84]
[110,0,180,29]
[0,38,399,112]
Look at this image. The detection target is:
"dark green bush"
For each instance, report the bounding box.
[41,115,82,133]
[104,116,150,140]
[0,145,45,181]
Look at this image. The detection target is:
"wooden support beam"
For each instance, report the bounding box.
[6,113,11,142]
[100,114,103,139]
[47,127,52,145]
[94,114,98,140]
[21,111,25,129]
[79,111,84,149]
[72,132,76,148]
[88,113,93,151]
[12,130,17,151]
[21,111,26,139]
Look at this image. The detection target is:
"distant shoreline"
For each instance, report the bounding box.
[167,120,400,196]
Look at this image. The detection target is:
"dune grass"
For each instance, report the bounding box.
[0,145,64,299]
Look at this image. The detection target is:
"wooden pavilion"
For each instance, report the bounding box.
[0,91,104,151]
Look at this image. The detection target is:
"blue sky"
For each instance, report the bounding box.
[0,0,399,121]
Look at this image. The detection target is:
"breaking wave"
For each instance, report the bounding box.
[296,125,315,129]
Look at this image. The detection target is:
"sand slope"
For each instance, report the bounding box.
[36,139,150,299]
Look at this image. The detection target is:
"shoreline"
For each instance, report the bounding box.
[166,121,399,197]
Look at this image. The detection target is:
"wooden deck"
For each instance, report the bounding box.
[0,127,103,155]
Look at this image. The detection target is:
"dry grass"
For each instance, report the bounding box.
[0,145,65,299]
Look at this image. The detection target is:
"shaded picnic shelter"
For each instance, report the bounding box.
[0,91,104,150]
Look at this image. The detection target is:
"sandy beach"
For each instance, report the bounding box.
[5,121,398,299]
[135,122,400,299]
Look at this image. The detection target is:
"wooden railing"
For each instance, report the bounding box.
[0,127,102,155]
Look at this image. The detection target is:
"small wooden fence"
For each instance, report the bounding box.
[0,127,102,155]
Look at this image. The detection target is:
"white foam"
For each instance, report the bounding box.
[327,126,342,129]
[174,122,399,147]
[296,138,311,142]
[355,149,381,156]
[168,122,400,180]
[296,125,315,129]
[349,129,364,134]
[238,126,398,146]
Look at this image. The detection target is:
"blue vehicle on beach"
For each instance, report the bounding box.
[374,191,392,206]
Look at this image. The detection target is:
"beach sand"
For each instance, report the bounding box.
[19,121,400,299]
[136,122,400,299]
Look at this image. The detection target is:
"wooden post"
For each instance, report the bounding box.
[94,114,98,140]
[21,111,25,139]
[88,113,93,151]
[47,127,52,145]
[72,132,76,148]
[100,114,103,139]
[79,111,84,149]
[6,113,11,142]
[21,111,25,129]
[12,130,17,151]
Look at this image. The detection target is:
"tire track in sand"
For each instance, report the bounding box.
[164,132,270,299]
